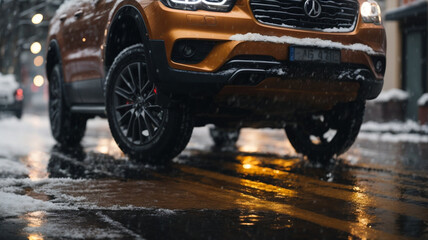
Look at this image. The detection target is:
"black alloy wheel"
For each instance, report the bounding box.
[112,62,165,145]
[106,44,193,163]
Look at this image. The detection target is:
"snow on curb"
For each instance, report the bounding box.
[361,120,428,134]
[359,120,428,143]
[358,132,428,143]
[230,33,378,55]
[372,88,409,103]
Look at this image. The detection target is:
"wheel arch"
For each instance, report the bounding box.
[104,5,151,76]
[46,39,73,107]
[46,39,62,82]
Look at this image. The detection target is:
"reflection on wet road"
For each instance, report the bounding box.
[0,115,428,239]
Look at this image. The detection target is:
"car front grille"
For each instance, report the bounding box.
[249,0,360,32]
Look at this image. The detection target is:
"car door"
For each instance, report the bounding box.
[62,0,113,104]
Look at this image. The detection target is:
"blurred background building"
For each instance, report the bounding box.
[379,0,428,122]
[0,0,63,112]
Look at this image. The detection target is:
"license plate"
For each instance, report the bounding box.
[290,46,341,64]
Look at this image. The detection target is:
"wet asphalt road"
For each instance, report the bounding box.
[0,113,428,240]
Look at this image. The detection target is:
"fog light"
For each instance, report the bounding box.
[375,60,383,73]
[182,44,196,58]
[172,40,217,64]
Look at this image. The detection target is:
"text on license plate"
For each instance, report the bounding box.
[290,47,341,64]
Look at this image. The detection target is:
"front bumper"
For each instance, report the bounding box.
[144,1,386,75]
[148,40,383,100]
[143,0,386,101]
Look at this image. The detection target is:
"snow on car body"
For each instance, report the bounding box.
[46,0,386,162]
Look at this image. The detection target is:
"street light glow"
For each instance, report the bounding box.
[30,42,42,54]
[33,75,44,87]
[32,13,44,25]
[34,56,44,67]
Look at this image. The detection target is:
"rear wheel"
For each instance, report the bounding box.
[48,64,87,146]
[285,101,365,163]
[106,44,193,164]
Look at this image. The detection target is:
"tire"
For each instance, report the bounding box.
[285,101,365,163]
[209,126,240,147]
[48,64,87,146]
[15,109,22,119]
[105,44,193,164]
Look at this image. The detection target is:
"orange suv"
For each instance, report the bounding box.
[46,0,386,162]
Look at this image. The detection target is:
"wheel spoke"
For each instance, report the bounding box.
[137,114,144,143]
[118,109,133,123]
[126,111,136,138]
[120,73,135,94]
[138,63,142,91]
[116,103,133,111]
[131,115,137,142]
[127,66,137,93]
[144,109,161,128]
[145,92,156,101]
[140,80,150,96]
[142,112,154,138]
[115,87,133,101]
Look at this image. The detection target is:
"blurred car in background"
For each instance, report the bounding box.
[0,73,24,119]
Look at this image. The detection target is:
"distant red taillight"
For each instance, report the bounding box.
[15,88,24,101]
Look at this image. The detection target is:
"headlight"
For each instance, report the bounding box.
[361,0,382,25]
[160,0,236,12]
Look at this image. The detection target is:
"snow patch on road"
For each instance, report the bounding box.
[0,114,54,158]
[0,157,28,177]
[186,126,215,150]
[0,178,81,217]
[0,177,178,218]
[230,33,378,55]
[0,192,74,218]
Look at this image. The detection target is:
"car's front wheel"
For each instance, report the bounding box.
[285,101,365,163]
[48,64,87,146]
[105,44,193,164]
